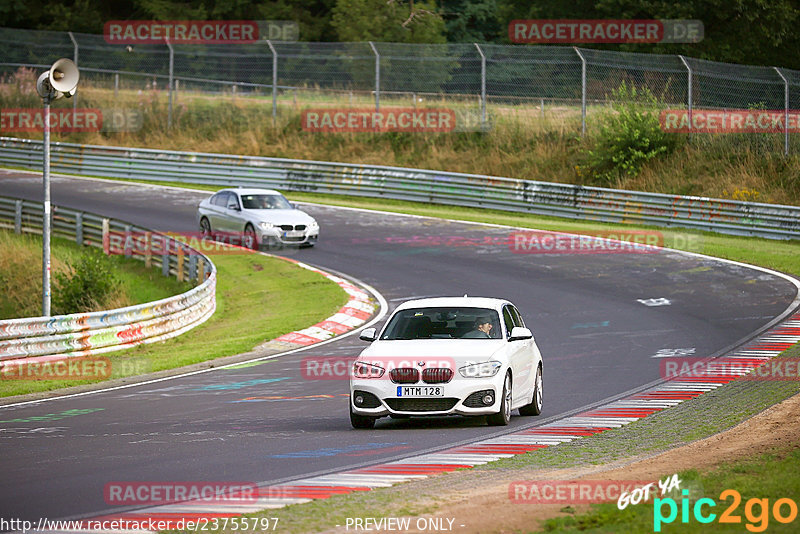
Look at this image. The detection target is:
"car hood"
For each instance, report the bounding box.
[247,209,315,225]
[358,339,506,367]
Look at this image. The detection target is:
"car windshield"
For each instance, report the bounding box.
[380,307,502,340]
[240,194,292,210]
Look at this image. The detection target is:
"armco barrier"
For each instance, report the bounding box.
[1,137,799,239]
[0,195,216,363]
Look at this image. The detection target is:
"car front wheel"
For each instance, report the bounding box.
[350,402,377,429]
[519,366,542,416]
[244,223,258,250]
[487,372,512,426]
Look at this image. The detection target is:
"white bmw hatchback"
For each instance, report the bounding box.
[350,296,543,429]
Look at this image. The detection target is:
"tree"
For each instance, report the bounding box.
[440,0,502,43]
[332,0,446,43]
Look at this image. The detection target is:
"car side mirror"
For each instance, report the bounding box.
[508,326,533,341]
[227,204,240,211]
[359,327,377,342]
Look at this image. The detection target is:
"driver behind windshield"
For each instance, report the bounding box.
[462,316,494,339]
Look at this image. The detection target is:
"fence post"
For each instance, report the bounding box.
[14,199,22,234]
[144,231,152,268]
[267,40,278,121]
[114,72,119,97]
[679,55,693,137]
[176,246,185,282]
[774,67,790,156]
[102,218,110,255]
[166,38,174,129]
[474,43,486,128]
[573,47,587,136]
[162,249,170,277]
[369,41,380,111]
[189,254,197,282]
[124,224,132,257]
[75,212,83,246]
[68,31,78,114]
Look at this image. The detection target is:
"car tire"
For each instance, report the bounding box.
[244,223,258,251]
[199,217,212,238]
[350,402,377,429]
[519,366,542,416]
[487,372,512,426]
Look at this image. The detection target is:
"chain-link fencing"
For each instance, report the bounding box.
[2,26,800,153]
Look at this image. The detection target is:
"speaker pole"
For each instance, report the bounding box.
[42,93,51,317]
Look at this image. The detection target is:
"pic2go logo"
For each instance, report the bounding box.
[654,489,798,532]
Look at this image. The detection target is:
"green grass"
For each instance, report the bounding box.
[0,241,349,397]
[542,450,800,533]
[0,229,189,320]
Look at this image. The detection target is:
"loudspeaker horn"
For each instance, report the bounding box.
[49,58,79,93]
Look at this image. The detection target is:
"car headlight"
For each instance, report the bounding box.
[459,361,502,378]
[308,220,319,230]
[259,222,274,230]
[353,361,384,378]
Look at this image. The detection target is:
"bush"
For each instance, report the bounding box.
[580,82,679,186]
[53,251,121,315]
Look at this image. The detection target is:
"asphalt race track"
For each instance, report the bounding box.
[1,170,798,523]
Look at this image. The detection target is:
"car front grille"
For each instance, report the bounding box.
[390,368,420,384]
[278,224,307,231]
[422,368,453,384]
[384,398,459,412]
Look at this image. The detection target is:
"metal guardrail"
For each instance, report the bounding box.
[0,194,217,362]
[1,137,799,240]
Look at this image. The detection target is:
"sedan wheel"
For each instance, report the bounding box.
[487,373,512,426]
[519,366,542,416]
[244,224,258,250]
[199,217,212,238]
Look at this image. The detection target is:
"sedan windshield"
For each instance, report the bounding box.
[380,307,502,340]
[240,194,293,210]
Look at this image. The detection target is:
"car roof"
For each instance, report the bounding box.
[218,188,283,196]
[393,296,512,312]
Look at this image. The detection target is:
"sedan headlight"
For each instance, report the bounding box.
[353,361,384,378]
[459,361,502,378]
[308,220,319,230]
[259,222,274,230]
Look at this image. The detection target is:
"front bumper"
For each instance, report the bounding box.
[260,230,318,247]
[350,374,504,417]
